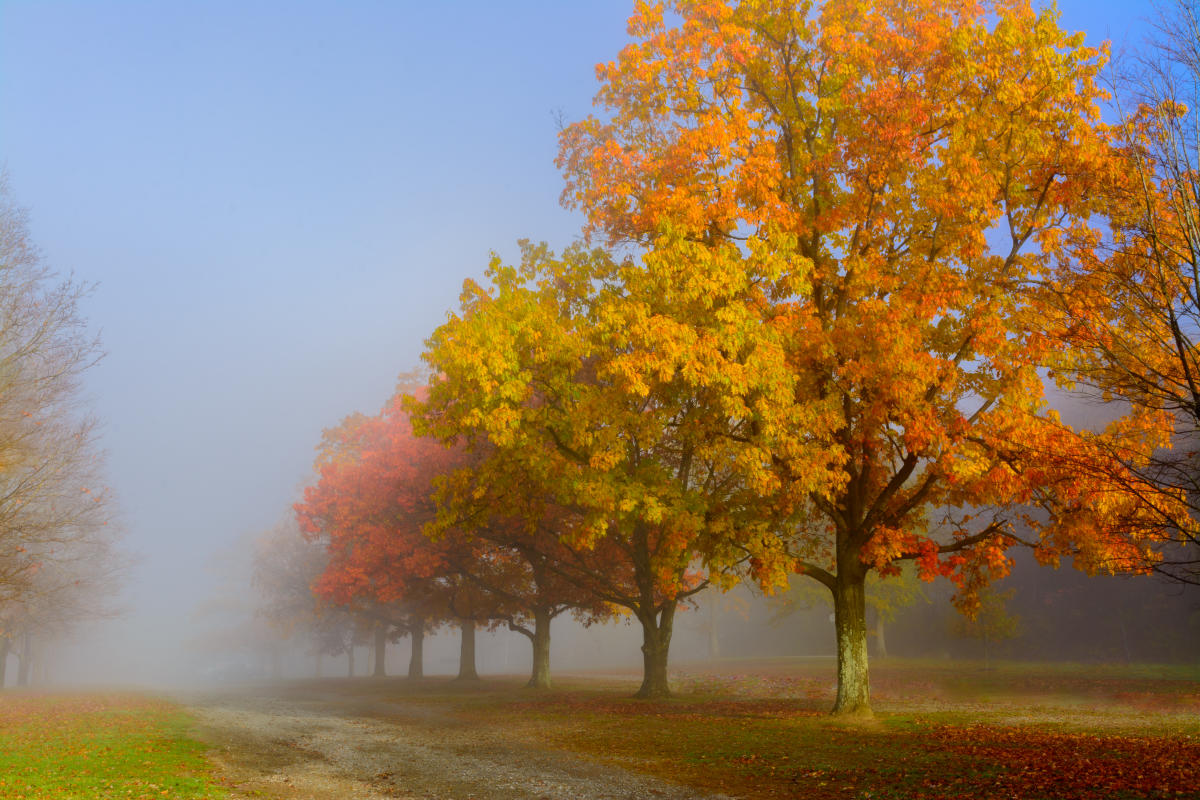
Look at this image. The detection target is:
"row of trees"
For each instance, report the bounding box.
[269,0,1199,715]
[0,176,121,687]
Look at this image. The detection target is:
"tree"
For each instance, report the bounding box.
[294,394,458,680]
[251,514,368,679]
[950,585,1021,669]
[556,0,1178,715]
[0,175,121,681]
[415,243,766,697]
[1043,0,1200,586]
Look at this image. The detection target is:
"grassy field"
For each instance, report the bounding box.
[0,692,226,800]
[1,660,1197,799]
[327,658,1200,800]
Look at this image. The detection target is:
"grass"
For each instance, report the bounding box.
[0,692,227,800]
[317,658,1200,800]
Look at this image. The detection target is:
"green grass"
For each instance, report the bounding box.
[0,692,227,800]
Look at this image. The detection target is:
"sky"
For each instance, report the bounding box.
[0,0,1159,684]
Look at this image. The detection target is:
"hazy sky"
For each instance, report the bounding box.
[0,0,1156,683]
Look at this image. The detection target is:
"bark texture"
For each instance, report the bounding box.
[832,566,871,716]
[635,604,675,698]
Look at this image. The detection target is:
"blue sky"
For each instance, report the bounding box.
[0,0,1158,682]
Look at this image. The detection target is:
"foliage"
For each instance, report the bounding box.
[0,693,227,799]
[1046,0,1200,585]
[295,385,459,627]
[552,0,1182,713]
[414,241,768,696]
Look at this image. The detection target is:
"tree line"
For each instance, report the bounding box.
[257,0,1200,716]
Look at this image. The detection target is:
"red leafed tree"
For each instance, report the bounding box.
[295,385,463,680]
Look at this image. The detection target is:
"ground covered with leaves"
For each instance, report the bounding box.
[0,693,226,799]
[343,659,1200,800]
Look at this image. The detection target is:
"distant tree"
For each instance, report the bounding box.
[0,175,121,684]
[771,563,926,659]
[295,384,485,680]
[950,585,1021,669]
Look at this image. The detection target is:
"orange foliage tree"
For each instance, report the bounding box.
[552,0,1182,714]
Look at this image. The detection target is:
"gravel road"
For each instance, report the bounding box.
[184,684,728,800]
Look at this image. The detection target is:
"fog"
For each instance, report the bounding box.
[0,0,1185,690]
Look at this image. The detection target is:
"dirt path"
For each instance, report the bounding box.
[184,683,727,800]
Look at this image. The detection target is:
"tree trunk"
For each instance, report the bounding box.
[875,614,888,659]
[832,567,871,716]
[635,603,675,698]
[527,607,552,689]
[408,618,424,680]
[347,645,355,677]
[456,620,479,681]
[0,636,9,689]
[16,630,31,688]
[373,624,388,678]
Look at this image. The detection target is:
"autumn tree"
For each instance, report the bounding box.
[295,397,456,680]
[555,0,1179,715]
[415,243,767,698]
[295,381,554,683]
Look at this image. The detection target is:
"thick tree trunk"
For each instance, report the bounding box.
[456,620,479,681]
[0,636,9,689]
[832,568,871,716]
[373,624,388,678]
[635,603,675,699]
[527,607,552,689]
[408,619,425,680]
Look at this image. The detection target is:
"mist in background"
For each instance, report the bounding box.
[0,0,1184,687]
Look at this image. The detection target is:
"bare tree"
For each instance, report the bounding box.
[0,174,123,679]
